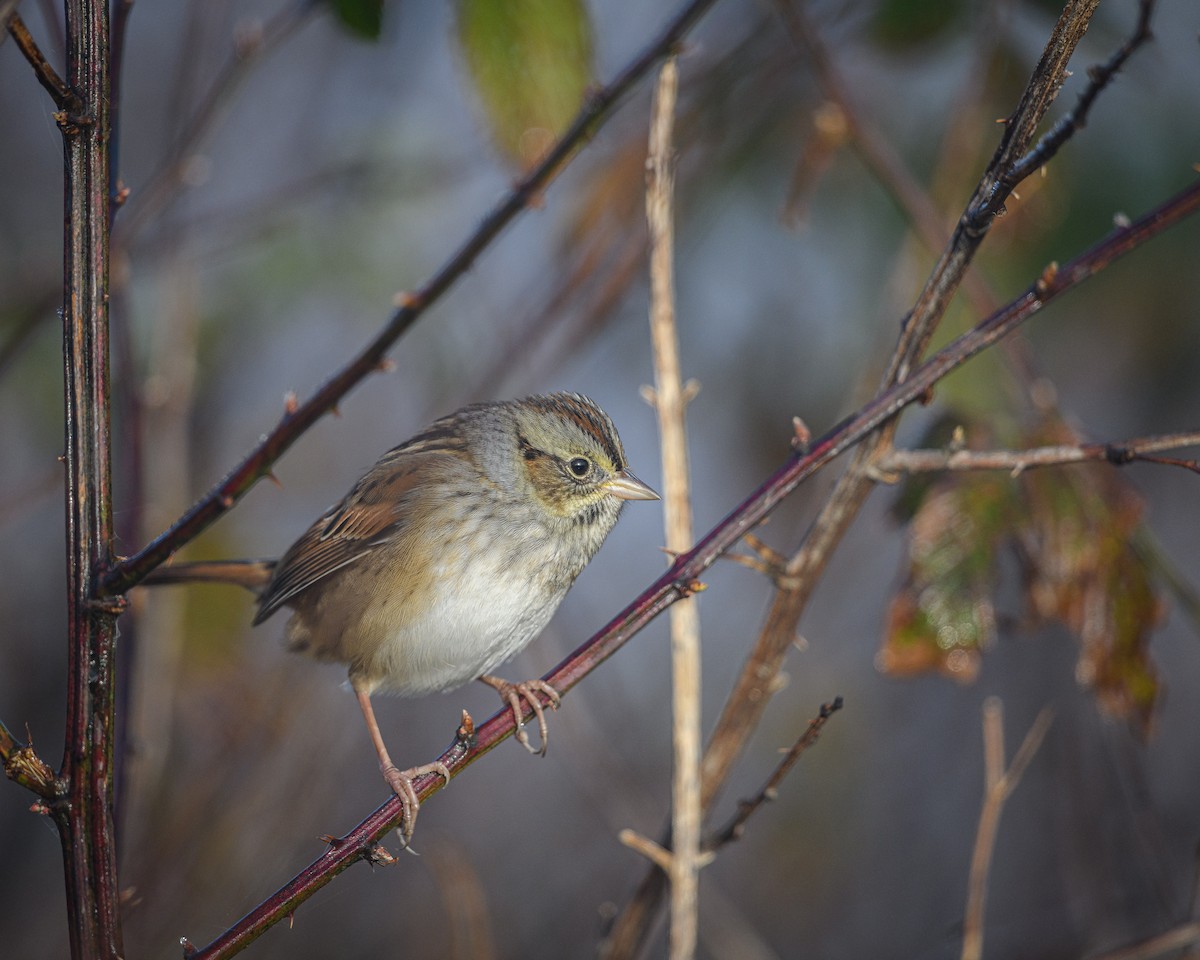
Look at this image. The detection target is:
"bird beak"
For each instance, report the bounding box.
[604,470,660,501]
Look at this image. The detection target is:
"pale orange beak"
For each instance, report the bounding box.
[604,470,660,501]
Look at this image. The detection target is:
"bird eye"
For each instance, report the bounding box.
[568,457,591,478]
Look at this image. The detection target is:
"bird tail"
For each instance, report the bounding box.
[141,560,275,595]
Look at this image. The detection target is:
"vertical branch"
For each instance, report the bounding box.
[961,699,1053,960]
[59,1,122,958]
[645,57,703,960]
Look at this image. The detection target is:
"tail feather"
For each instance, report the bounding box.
[142,560,275,595]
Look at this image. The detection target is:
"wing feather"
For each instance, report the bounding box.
[253,442,466,623]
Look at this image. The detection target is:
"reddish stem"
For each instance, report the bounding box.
[191,174,1200,960]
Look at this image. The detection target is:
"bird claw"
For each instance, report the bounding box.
[381,760,451,844]
[480,676,560,756]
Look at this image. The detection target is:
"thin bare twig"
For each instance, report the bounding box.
[190,174,1200,960]
[101,0,723,598]
[6,11,82,114]
[1006,0,1155,188]
[706,697,843,850]
[877,431,1200,478]
[961,700,1054,960]
[644,56,703,960]
[1088,922,1200,960]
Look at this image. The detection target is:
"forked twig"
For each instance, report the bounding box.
[961,700,1054,960]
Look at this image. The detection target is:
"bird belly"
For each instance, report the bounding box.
[366,573,561,696]
[286,531,572,697]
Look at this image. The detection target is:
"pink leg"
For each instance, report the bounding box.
[354,685,450,842]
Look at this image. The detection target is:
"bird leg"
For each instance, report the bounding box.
[478,675,561,756]
[354,685,451,843]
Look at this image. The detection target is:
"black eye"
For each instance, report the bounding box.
[568,457,591,478]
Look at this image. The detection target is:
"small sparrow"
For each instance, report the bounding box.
[146,393,658,838]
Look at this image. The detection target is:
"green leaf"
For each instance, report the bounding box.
[883,419,1164,734]
[326,0,384,40]
[881,475,1013,681]
[1017,427,1162,734]
[455,0,594,169]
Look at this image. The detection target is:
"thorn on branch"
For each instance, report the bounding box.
[791,416,812,453]
[180,937,197,958]
[376,357,396,374]
[1035,261,1059,297]
[283,391,298,415]
[455,709,477,752]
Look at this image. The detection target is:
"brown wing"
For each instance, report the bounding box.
[252,441,465,624]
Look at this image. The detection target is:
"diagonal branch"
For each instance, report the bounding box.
[100,0,723,598]
[705,697,843,851]
[5,11,82,114]
[188,172,1200,960]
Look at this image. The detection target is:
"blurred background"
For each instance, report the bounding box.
[2,0,1200,957]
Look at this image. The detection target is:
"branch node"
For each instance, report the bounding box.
[86,594,129,617]
[365,842,397,867]
[1104,443,1135,465]
[181,937,197,958]
[619,829,674,872]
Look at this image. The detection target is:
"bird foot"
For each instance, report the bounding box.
[479,675,561,756]
[380,760,452,844]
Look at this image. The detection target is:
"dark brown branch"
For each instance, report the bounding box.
[100,0,722,598]
[705,697,843,850]
[189,173,1200,960]
[57,1,122,957]
[5,12,82,114]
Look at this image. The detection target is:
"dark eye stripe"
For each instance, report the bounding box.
[532,393,625,471]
